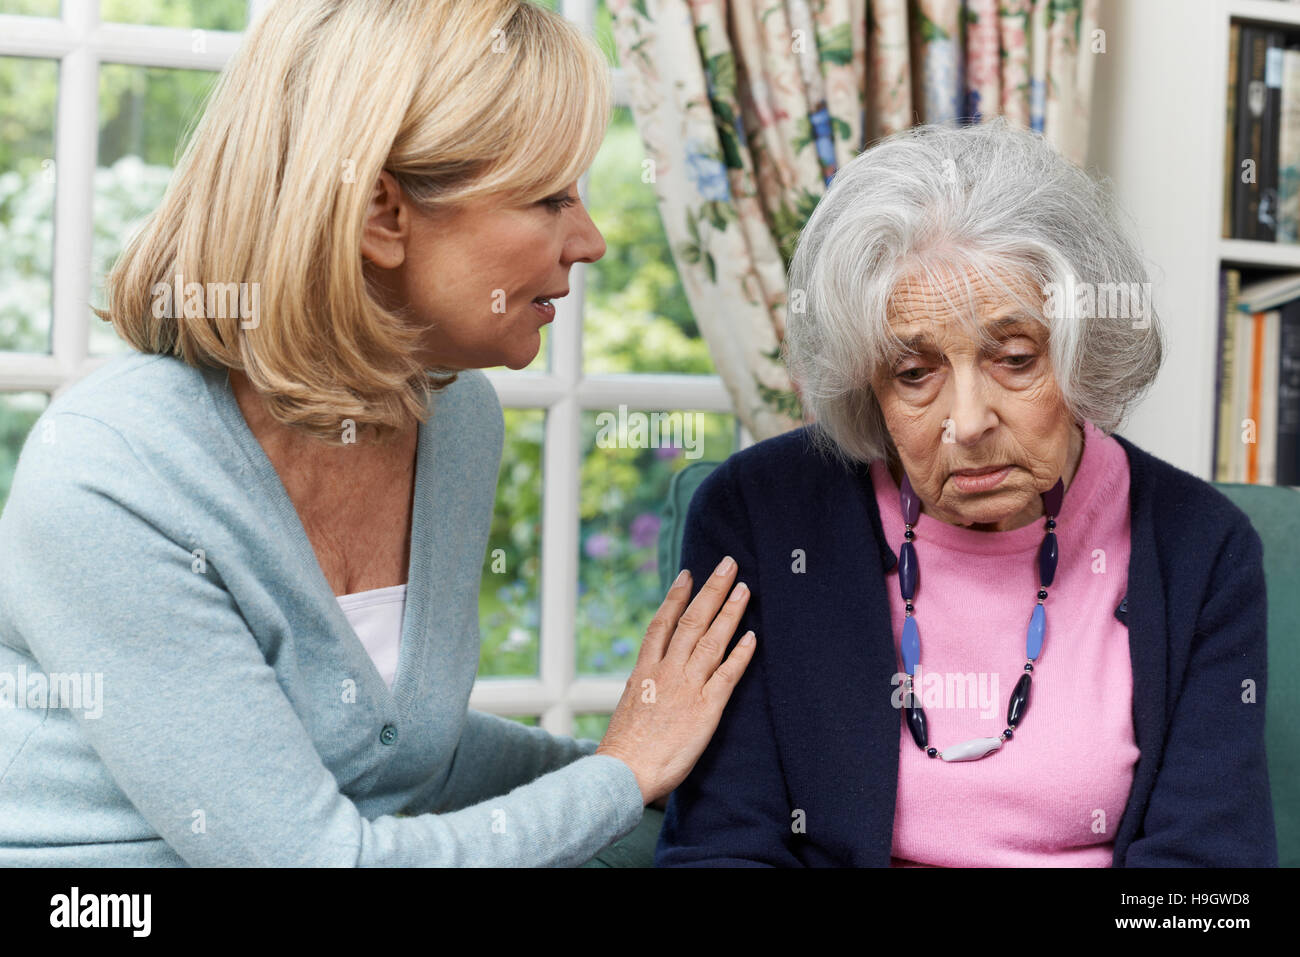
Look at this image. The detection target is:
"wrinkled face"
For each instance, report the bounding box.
[870,264,1082,532]
[365,177,606,371]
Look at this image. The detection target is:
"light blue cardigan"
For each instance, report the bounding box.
[0,352,645,866]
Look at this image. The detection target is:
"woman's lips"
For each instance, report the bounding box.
[950,465,1013,492]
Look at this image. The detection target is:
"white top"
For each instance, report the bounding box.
[335,584,407,689]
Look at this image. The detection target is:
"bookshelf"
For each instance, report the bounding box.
[1090,0,1300,483]
[1214,0,1300,486]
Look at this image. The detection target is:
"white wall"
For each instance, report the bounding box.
[1089,0,1225,477]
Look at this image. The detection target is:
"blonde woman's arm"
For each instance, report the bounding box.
[0,412,643,867]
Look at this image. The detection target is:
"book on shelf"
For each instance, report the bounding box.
[1280,44,1300,239]
[1214,268,1300,486]
[1226,23,1300,241]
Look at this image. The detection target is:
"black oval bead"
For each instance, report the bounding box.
[1037,588,1048,600]
[1003,728,1014,739]
[1038,531,1058,587]
[899,541,918,600]
[1024,662,1033,672]
[1008,673,1032,726]
[926,747,938,758]
[904,528,914,540]
[905,701,928,749]
[1046,517,1056,529]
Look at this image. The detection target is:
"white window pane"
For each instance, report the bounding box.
[0,56,57,354]
[478,407,545,678]
[585,106,711,374]
[0,0,59,16]
[573,712,611,740]
[0,392,49,513]
[100,0,248,31]
[576,408,736,677]
[594,0,618,67]
[91,63,220,357]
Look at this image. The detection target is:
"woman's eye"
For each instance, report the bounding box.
[895,354,1035,385]
[544,195,576,212]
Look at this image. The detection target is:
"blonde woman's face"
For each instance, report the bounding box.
[363,174,605,371]
[870,266,1083,532]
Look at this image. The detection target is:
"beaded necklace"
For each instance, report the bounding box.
[896,471,1065,761]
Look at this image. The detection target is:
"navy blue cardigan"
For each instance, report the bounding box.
[656,426,1278,867]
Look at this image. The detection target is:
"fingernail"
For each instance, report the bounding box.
[740,631,755,646]
[728,582,748,601]
[673,568,689,587]
[715,556,735,576]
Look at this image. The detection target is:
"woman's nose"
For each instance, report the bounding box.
[568,204,606,265]
[946,369,998,445]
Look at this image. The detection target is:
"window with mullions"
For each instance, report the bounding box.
[0,0,746,738]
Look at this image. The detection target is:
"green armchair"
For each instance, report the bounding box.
[582,461,1299,867]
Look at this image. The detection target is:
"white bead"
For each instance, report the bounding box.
[940,737,1003,762]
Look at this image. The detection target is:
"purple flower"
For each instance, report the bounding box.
[592,653,608,670]
[583,533,613,559]
[629,512,660,549]
[655,444,681,461]
[612,639,632,657]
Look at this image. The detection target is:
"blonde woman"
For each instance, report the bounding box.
[0,0,756,867]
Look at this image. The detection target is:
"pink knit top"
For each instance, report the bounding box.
[871,419,1140,867]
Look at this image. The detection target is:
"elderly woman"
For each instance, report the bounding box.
[656,119,1278,868]
[0,0,756,866]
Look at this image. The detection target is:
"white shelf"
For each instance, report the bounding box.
[1225,0,1300,29]
[1219,239,1300,269]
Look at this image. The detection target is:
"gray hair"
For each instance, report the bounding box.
[782,116,1165,468]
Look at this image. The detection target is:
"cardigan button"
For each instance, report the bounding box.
[380,724,398,746]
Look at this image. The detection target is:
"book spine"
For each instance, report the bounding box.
[1249,310,1265,483]
[1278,48,1300,242]
[1278,299,1300,486]
[1213,270,1227,478]
[1217,270,1241,482]
[1257,32,1286,241]
[1236,27,1266,239]
[1261,309,1280,484]
[1225,23,1240,239]
[1234,309,1255,482]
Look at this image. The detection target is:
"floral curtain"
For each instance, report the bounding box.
[609,0,1100,440]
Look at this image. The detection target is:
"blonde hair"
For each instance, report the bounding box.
[95,0,612,444]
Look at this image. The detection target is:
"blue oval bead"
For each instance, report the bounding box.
[1038,531,1058,587]
[899,541,917,600]
[900,473,920,525]
[901,614,920,675]
[1025,603,1045,660]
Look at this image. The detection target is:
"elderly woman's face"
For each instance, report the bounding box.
[362,173,606,371]
[871,267,1083,532]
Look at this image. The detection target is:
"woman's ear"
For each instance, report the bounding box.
[360,169,407,269]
